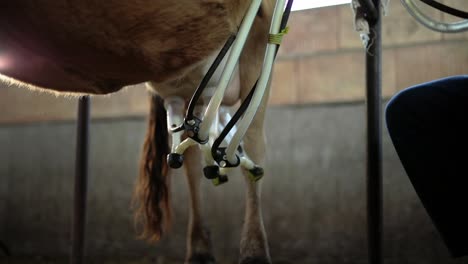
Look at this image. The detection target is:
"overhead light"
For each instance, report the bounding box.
[292,0,351,11]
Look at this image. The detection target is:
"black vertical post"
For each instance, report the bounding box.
[71,96,90,264]
[366,0,383,264]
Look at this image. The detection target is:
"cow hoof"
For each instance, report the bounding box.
[239,256,271,264]
[186,253,216,264]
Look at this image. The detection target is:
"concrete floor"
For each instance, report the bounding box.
[1,257,182,264]
[0,257,263,264]
[2,257,468,264]
[0,257,339,264]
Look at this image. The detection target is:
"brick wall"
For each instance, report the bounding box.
[269,0,468,104]
[1,0,467,123]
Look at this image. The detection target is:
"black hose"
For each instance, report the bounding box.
[186,34,236,120]
[211,80,256,158]
[419,0,468,19]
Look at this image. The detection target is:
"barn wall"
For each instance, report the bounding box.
[1,103,467,264]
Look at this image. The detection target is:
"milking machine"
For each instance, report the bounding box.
[165,0,293,185]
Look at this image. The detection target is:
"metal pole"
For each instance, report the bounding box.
[366,0,383,263]
[71,96,90,264]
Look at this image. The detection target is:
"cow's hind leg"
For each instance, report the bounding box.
[183,145,215,264]
[237,1,274,263]
[238,94,271,264]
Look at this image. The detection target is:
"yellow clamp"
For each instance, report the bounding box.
[268,27,290,45]
[212,178,221,186]
[212,175,228,186]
